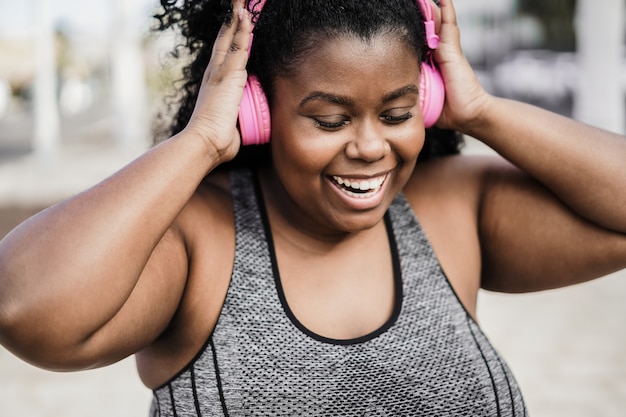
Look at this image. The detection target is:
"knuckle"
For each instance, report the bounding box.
[229,41,242,53]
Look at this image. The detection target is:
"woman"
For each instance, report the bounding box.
[1,0,625,415]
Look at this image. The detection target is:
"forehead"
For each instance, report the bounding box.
[276,32,420,99]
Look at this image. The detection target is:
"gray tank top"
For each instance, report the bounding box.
[150,169,526,416]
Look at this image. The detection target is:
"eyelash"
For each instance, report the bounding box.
[383,113,414,124]
[313,113,414,130]
[314,119,349,130]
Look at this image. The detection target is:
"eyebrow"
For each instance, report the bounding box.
[299,84,420,108]
[299,92,353,108]
[382,85,420,102]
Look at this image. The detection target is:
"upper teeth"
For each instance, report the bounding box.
[332,175,386,192]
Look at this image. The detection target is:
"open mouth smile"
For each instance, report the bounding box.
[331,174,387,198]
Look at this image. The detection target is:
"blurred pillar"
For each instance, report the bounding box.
[574,0,625,134]
[33,0,61,164]
[111,0,150,151]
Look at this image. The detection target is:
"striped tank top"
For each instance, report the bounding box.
[150,168,526,416]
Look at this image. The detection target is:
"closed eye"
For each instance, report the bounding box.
[381,113,414,124]
[313,118,350,130]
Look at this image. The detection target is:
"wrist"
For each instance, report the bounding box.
[454,92,497,140]
[181,124,240,168]
[172,128,230,175]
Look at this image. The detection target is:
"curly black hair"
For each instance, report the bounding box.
[153,0,463,168]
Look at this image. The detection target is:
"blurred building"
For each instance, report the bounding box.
[0,0,159,162]
[455,0,518,66]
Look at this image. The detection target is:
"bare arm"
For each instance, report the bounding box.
[0,1,252,369]
[410,154,626,296]
[478,158,626,293]
[432,0,626,291]
[0,138,202,369]
[437,0,626,232]
[469,98,626,232]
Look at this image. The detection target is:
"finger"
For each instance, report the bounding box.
[217,4,253,76]
[439,0,458,29]
[209,0,247,69]
[436,0,462,54]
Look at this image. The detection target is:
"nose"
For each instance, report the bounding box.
[344,119,391,162]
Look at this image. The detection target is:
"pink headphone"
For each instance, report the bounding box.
[238,0,446,145]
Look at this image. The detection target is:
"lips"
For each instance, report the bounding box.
[331,174,387,198]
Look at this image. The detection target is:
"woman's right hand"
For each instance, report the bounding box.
[184,0,253,166]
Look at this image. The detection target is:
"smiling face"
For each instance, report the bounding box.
[267,31,425,236]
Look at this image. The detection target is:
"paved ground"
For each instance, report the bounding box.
[0,134,625,416]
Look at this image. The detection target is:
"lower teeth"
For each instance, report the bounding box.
[344,186,369,194]
[341,186,379,198]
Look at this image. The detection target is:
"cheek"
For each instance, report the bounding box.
[271,138,343,203]
[411,134,426,160]
[395,122,426,163]
[271,115,344,175]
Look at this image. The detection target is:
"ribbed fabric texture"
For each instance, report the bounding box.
[151,169,526,416]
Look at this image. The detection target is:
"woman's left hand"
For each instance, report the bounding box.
[430,0,493,133]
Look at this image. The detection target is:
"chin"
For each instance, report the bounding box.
[325,207,389,234]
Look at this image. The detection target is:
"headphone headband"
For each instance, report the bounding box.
[417,0,440,49]
[248,0,438,50]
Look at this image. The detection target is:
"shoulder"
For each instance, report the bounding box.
[137,169,237,388]
[175,170,234,237]
[404,153,513,209]
[167,170,237,278]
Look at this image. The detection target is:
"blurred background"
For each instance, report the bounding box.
[1,0,625,415]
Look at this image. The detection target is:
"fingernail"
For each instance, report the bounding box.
[238,6,245,21]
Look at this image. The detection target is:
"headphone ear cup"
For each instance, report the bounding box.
[419,61,445,128]
[238,75,271,145]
